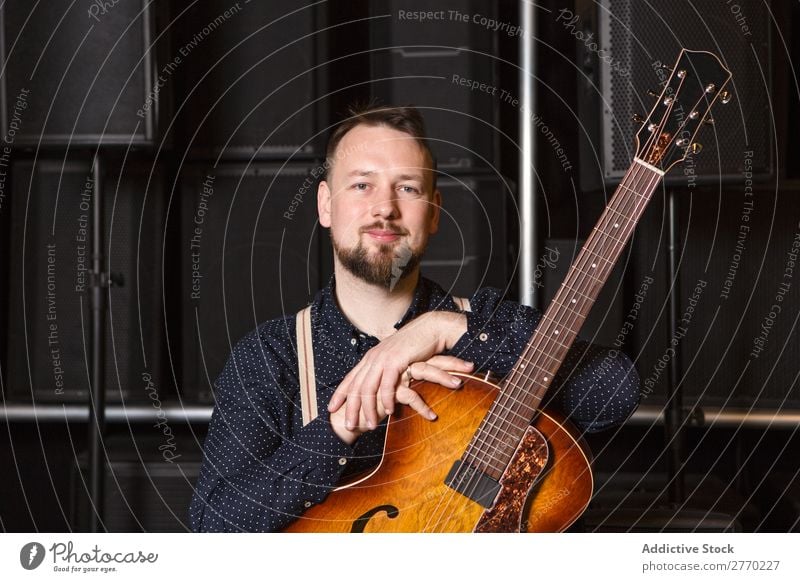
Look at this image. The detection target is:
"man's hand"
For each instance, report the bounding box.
[327,311,470,442]
[329,354,474,445]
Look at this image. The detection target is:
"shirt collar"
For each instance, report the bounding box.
[314,273,456,341]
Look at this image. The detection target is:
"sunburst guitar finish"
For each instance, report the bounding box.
[284,373,593,532]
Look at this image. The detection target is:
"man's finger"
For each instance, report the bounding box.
[397,387,436,421]
[411,361,464,390]
[344,391,363,431]
[425,355,474,372]
[355,363,384,428]
[328,379,349,412]
[378,366,401,417]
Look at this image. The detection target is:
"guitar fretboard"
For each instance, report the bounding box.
[464,160,664,479]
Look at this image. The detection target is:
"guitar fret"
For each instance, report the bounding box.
[592,225,625,246]
[617,182,650,200]
[550,298,587,323]
[579,247,615,268]
[605,205,632,223]
[574,267,604,284]
[521,342,565,365]
[560,280,595,302]
[606,201,646,226]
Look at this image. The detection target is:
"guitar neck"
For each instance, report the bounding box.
[465,159,664,479]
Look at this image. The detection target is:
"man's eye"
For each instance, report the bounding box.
[400,185,419,194]
[353,183,369,191]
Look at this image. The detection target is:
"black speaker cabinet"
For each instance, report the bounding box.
[575,0,773,187]
[0,1,164,147]
[631,186,800,409]
[6,157,167,402]
[369,0,500,170]
[71,440,201,532]
[180,163,323,402]
[170,1,327,159]
[420,174,509,296]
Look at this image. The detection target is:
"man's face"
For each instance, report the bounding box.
[317,124,440,288]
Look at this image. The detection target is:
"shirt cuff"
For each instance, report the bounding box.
[446,311,510,370]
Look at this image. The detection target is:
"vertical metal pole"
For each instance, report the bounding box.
[88,154,106,531]
[665,189,685,503]
[519,0,538,307]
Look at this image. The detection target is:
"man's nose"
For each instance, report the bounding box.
[370,186,399,219]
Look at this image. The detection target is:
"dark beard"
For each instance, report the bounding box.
[333,236,422,289]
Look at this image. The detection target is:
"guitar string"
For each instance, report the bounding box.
[426,164,657,529]
[424,69,700,530]
[464,81,682,477]
[418,169,656,528]
[461,164,661,477]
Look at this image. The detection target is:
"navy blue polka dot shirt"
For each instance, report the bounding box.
[189,276,640,532]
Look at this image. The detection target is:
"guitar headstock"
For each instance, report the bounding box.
[635,49,732,174]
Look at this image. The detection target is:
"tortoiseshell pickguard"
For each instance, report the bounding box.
[473,425,549,532]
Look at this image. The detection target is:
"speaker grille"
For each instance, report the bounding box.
[0,1,157,146]
[370,0,499,170]
[631,187,800,408]
[171,1,325,159]
[580,0,773,183]
[179,164,322,402]
[421,174,508,295]
[7,158,166,402]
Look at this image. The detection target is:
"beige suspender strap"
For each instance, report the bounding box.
[296,297,469,425]
[296,306,318,426]
[453,296,471,312]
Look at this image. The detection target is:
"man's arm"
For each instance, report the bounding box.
[189,323,354,533]
[446,287,640,432]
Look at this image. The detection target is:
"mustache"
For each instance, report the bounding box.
[359,222,407,235]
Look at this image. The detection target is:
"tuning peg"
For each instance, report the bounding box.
[703,115,715,126]
[690,143,703,154]
[632,113,645,124]
[720,90,733,104]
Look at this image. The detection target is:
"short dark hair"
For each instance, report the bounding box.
[324,103,438,190]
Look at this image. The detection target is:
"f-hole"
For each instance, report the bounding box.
[350,504,399,533]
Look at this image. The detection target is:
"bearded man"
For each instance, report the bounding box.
[189,104,640,532]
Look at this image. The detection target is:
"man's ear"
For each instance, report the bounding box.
[429,188,441,235]
[318,180,332,228]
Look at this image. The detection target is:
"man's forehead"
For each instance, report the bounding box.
[336,130,430,165]
[343,168,426,180]
[337,126,425,156]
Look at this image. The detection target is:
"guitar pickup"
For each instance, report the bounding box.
[444,460,501,509]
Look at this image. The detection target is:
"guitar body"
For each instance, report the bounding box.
[284,373,593,532]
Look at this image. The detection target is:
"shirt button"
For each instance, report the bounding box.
[350,338,357,346]
[304,501,312,508]
[338,457,348,465]
[479,332,489,341]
